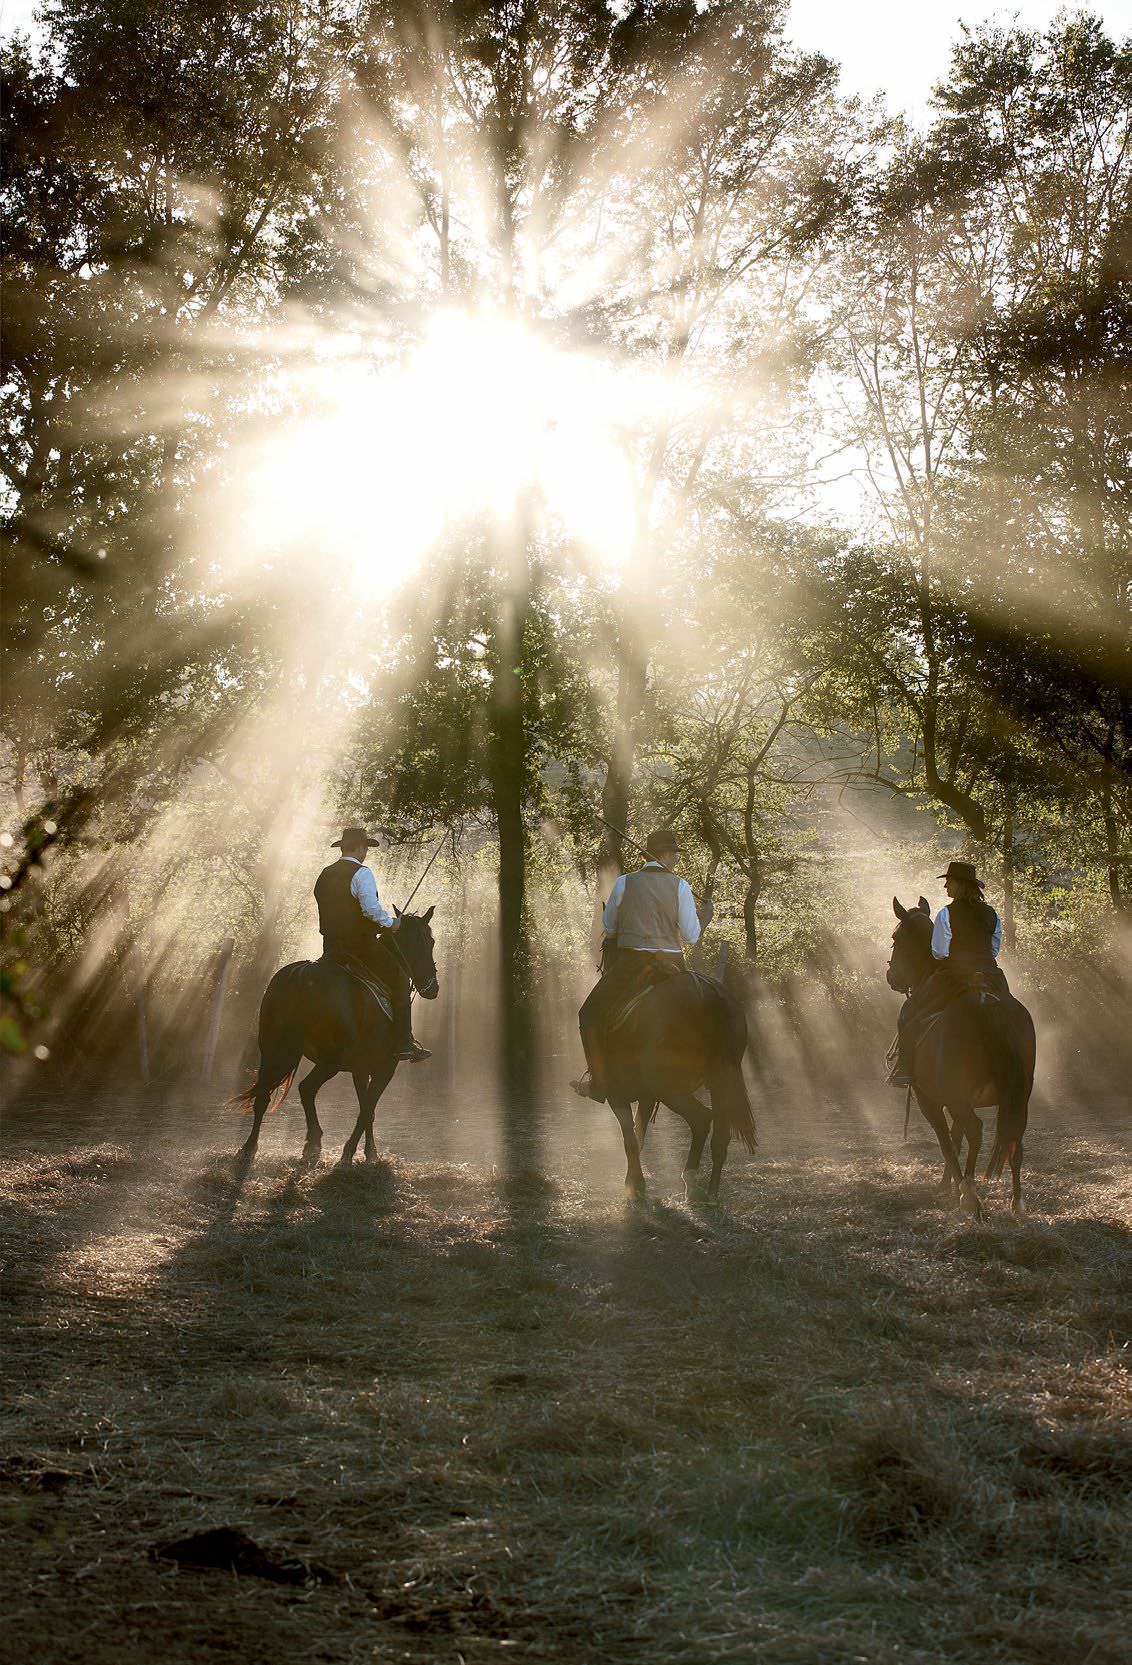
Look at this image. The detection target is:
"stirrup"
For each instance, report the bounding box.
[571,1073,606,1103]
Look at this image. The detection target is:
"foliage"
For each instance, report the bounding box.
[1,3,1129,1074]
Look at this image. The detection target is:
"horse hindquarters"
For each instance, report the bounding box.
[230,964,309,1157]
[979,1001,1034,1197]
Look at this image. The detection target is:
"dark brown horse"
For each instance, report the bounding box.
[602,971,756,1203]
[888,896,1035,1213]
[231,910,439,1169]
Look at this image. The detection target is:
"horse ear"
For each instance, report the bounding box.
[393,904,402,918]
[893,896,908,921]
[917,896,931,914]
[422,904,435,923]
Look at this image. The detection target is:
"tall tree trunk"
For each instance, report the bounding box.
[1100,752,1126,914]
[489,514,537,1143]
[599,640,647,887]
[1001,761,1016,950]
[742,873,760,966]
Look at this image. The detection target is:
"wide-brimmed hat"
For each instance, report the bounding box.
[939,859,984,890]
[332,826,380,849]
[645,828,681,859]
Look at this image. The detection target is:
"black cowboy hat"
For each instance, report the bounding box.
[645,828,681,859]
[332,826,380,849]
[939,859,984,889]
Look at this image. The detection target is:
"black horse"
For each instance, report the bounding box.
[232,909,439,1169]
[601,971,756,1202]
[888,896,1035,1213]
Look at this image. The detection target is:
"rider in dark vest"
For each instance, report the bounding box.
[891,859,1008,1086]
[315,827,430,1063]
[573,829,708,1103]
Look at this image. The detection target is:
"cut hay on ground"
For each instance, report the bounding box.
[1,1118,1129,1664]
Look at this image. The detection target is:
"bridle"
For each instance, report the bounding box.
[386,918,439,999]
[888,918,933,994]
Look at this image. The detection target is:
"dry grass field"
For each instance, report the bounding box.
[2,1091,1129,1665]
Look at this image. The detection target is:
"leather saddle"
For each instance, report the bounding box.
[322,953,393,1023]
[606,960,694,1035]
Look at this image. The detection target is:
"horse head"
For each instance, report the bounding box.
[393,904,440,999]
[887,895,933,993]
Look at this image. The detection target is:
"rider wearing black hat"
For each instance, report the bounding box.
[573,829,707,1103]
[891,859,1007,1087]
[314,827,430,1063]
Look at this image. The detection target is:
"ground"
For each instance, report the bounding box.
[1,1085,1129,1665]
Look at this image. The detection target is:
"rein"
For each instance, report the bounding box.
[384,919,438,998]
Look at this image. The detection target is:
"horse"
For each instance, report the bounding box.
[231,909,439,1169]
[887,895,1035,1213]
[600,971,757,1203]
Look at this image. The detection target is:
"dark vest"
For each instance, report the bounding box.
[947,896,999,966]
[615,867,683,953]
[314,859,372,957]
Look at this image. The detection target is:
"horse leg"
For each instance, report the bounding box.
[706,1116,730,1203]
[1011,1140,1024,1214]
[609,1099,645,1200]
[656,1092,711,1202]
[954,1108,983,1216]
[339,1070,372,1167]
[633,1101,657,1147]
[297,1061,333,1168]
[362,1060,397,1163]
[914,1091,969,1207]
[237,1070,275,1167]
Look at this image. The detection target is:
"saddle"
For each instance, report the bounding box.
[606,956,686,1034]
[323,953,393,1023]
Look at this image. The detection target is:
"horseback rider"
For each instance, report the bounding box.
[314,827,430,1063]
[573,829,710,1103]
[890,859,1007,1087]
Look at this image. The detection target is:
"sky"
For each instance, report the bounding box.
[2,0,1131,118]
[788,0,1132,119]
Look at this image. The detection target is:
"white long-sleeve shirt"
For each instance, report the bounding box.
[603,862,701,952]
[931,903,1002,960]
[343,856,396,929]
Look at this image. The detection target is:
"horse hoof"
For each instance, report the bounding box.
[299,1147,322,1171]
[959,1185,983,1219]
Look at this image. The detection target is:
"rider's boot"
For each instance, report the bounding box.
[571,1034,607,1102]
[392,990,431,1062]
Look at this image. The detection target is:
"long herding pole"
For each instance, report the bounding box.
[591,811,712,911]
[400,831,448,912]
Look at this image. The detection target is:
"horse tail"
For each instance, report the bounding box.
[979,999,1031,1181]
[706,986,757,1154]
[226,1062,299,1115]
[225,962,308,1114]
